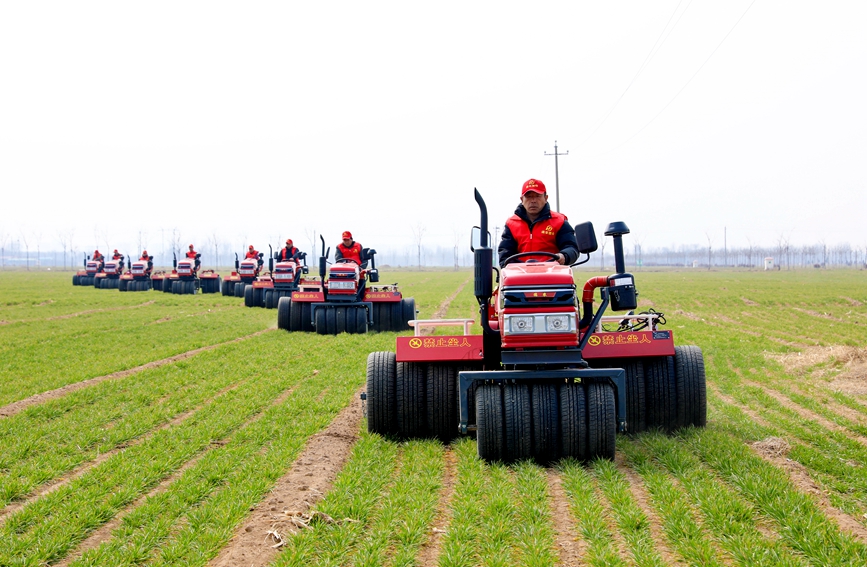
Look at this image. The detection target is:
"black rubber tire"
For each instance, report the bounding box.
[172,280,182,294]
[255,287,264,307]
[335,306,347,334]
[325,307,337,335]
[531,384,560,464]
[301,303,314,332]
[244,285,254,307]
[371,302,387,332]
[644,356,676,430]
[72,275,79,286]
[674,345,707,429]
[622,359,647,434]
[503,384,532,462]
[560,383,587,460]
[390,301,404,331]
[402,297,416,329]
[234,282,245,298]
[426,364,457,443]
[277,296,292,330]
[396,361,426,438]
[314,307,327,335]
[264,290,274,309]
[221,279,230,296]
[288,299,301,331]
[163,279,174,293]
[367,351,397,436]
[356,306,368,334]
[476,384,504,462]
[118,279,128,292]
[345,306,357,334]
[586,382,616,460]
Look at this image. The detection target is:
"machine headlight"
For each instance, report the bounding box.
[510,316,535,333]
[545,315,571,332]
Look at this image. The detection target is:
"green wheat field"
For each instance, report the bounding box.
[1,268,866,567]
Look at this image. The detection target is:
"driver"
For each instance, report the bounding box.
[335,231,363,265]
[498,178,579,268]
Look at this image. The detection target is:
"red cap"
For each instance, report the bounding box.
[142,250,147,255]
[113,249,118,253]
[286,239,293,246]
[189,244,194,248]
[342,231,352,239]
[248,245,254,250]
[521,178,546,196]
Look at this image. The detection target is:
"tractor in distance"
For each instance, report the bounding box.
[162,252,222,295]
[277,235,415,334]
[244,245,312,308]
[221,250,264,297]
[72,254,94,286]
[364,189,706,463]
[94,252,125,289]
[119,252,155,291]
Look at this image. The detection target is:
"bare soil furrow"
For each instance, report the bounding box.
[421,275,471,335]
[0,379,250,524]
[0,328,273,418]
[416,447,457,567]
[615,454,682,565]
[207,389,364,567]
[53,383,300,567]
[749,439,867,544]
[743,379,867,447]
[46,300,156,320]
[546,470,585,567]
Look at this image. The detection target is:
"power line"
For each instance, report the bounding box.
[601,0,759,156]
[576,0,693,150]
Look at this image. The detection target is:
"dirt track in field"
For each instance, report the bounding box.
[0,329,274,418]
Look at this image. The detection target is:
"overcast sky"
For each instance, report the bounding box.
[1,1,865,263]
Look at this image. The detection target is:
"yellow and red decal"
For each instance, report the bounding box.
[396,335,484,362]
[582,330,675,358]
[291,291,325,301]
[364,291,401,301]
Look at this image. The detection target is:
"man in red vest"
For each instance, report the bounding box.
[498,178,579,268]
[276,239,300,263]
[186,244,201,272]
[335,231,363,264]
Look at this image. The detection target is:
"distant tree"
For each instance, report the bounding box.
[705,233,714,270]
[411,223,426,270]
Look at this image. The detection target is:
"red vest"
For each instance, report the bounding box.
[337,242,362,264]
[506,212,567,258]
[245,250,259,259]
[186,250,197,259]
[279,246,298,261]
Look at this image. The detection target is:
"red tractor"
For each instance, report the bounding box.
[221,251,264,297]
[243,245,312,308]
[72,254,93,286]
[161,253,222,295]
[73,255,104,287]
[276,236,415,334]
[365,190,706,463]
[119,254,154,292]
[94,254,125,289]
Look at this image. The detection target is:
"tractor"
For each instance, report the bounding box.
[73,256,103,287]
[364,189,706,463]
[162,253,221,295]
[221,251,264,297]
[244,245,312,308]
[72,254,91,286]
[276,235,415,334]
[119,255,154,292]
[95,254,125,289]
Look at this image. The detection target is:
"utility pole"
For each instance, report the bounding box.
[544,140,568,212]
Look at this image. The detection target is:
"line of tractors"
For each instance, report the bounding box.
[72,191,707,464]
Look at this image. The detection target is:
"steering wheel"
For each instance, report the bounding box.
[502,251,560,266]
[336,258,359,265]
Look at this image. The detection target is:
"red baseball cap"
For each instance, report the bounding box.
[286,239,293,246]
[521,178,546,196]
[342,231,352,239]
[248,245,254,250]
